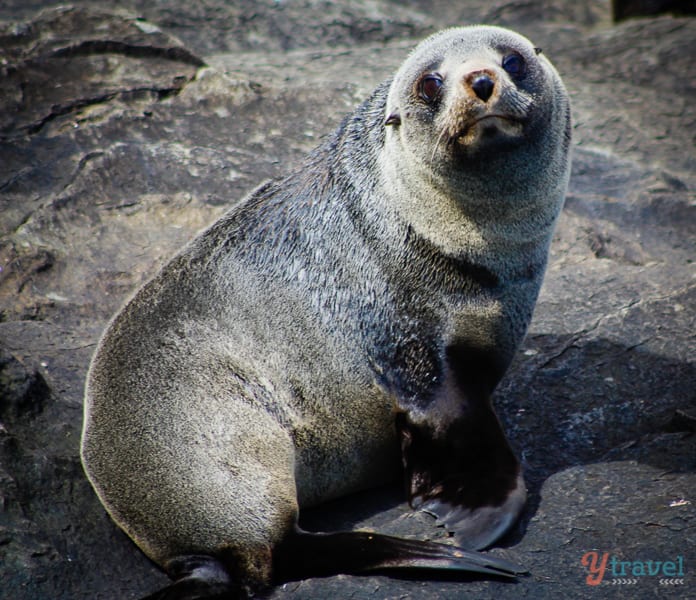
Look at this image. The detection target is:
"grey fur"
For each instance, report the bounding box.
[81,25,571,595]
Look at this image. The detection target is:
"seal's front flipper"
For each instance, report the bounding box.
[272,528,526,583]
[396,401,526,551]
[419,472,526,550]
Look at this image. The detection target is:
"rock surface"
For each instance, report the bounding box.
[0,2,694,599]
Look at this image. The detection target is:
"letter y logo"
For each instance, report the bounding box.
[581,551,609,586]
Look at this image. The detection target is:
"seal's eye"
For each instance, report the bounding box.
[502,53,527,80]
[419,74,443,103]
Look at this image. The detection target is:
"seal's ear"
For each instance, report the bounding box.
[385,112,401,127]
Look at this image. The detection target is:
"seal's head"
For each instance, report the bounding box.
[380,25,571,255]
[385,26,568,163]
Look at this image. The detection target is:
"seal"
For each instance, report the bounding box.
[81,25,571,599]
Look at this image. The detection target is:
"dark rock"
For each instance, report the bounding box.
[0,354,50,420]
[0,5,203,137]
[0,3,694,599]
[612,0,696,21]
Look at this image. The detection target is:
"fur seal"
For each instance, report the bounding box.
[81,25,571,599]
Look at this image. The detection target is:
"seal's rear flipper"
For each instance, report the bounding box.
[139,555,241,600]
[141,531,525,600]
[272,528,526,582]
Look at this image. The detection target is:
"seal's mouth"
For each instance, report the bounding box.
[455,114,525,143]
[432,112,527,159]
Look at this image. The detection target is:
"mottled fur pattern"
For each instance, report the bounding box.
[82,25,571,597]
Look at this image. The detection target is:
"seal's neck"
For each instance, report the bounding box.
[377,146,561,276]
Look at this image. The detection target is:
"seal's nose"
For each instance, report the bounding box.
[471,74,495,102]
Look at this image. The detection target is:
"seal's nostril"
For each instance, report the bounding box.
[471,75,495,102]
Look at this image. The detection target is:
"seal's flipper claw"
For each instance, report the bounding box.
[421,473,527,550]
